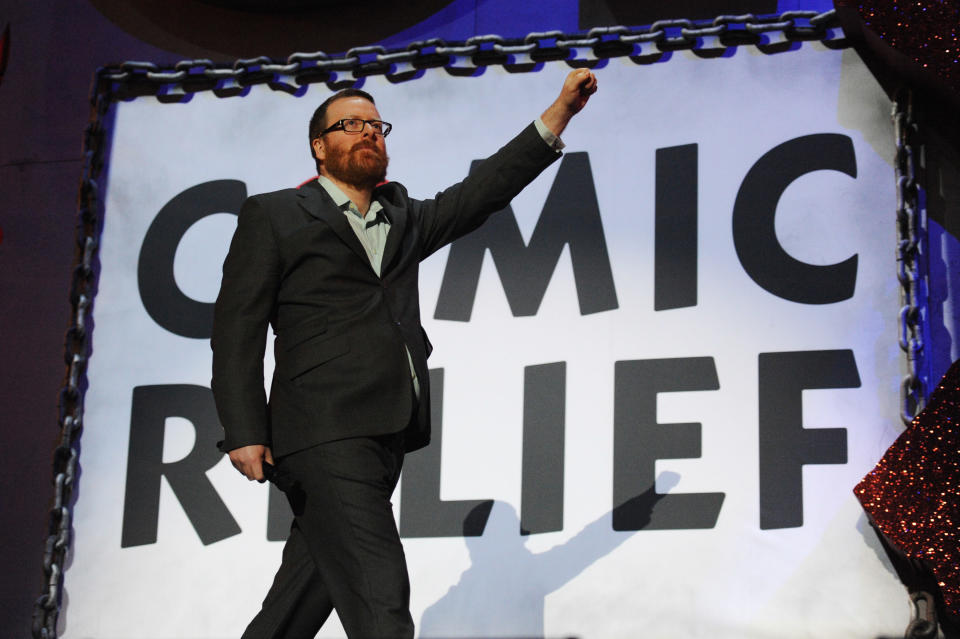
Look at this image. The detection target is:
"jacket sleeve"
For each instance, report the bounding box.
[210,195,281,452]
[416,122,562,259]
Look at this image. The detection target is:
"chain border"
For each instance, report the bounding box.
[894,89,929,426]
[98,11,847,100]
[32,69,113,638]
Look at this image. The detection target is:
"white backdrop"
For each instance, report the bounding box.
[66,44,908,638]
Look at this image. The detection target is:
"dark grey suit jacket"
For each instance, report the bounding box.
[211,123,561,457]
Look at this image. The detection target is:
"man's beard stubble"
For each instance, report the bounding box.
[324,140,389,191]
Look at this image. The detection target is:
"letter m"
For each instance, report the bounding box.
[434,152,618,320]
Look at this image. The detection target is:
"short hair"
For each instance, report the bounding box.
[308,88,376,172]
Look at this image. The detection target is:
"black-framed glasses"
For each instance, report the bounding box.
[319,118,392,138]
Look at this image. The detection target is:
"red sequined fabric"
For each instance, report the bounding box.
[856,0,960,94]
[855,360,960,614]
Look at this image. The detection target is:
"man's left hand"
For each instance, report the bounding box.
[559,68,598,115]
[541,69,598,138]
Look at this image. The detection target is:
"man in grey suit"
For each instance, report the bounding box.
[211,68,598,638]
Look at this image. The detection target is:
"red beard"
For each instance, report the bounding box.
[324,140,389,190]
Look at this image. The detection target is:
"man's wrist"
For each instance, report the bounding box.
[534,116,565,151]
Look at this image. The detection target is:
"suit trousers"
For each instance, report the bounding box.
[241,432,413,639]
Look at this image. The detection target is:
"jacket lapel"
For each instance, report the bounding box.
[379,196,407,276]
[296,180,369,265]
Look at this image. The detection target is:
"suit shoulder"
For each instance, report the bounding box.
[246,186,301,206]
[233,188,305,242]
[374,180,412,207]
[239,187,304,223]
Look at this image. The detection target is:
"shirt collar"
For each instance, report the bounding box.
[316,175,384,220]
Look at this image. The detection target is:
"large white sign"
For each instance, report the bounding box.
[66,45,907,639]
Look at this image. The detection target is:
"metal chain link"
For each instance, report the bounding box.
[99,10,847,98]
[33,10,849,636]
[893,89,928,426]
[31,72,112,639]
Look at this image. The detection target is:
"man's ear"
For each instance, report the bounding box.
[312,137,324,162]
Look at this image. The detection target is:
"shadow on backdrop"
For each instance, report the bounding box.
[418,472,680,638]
